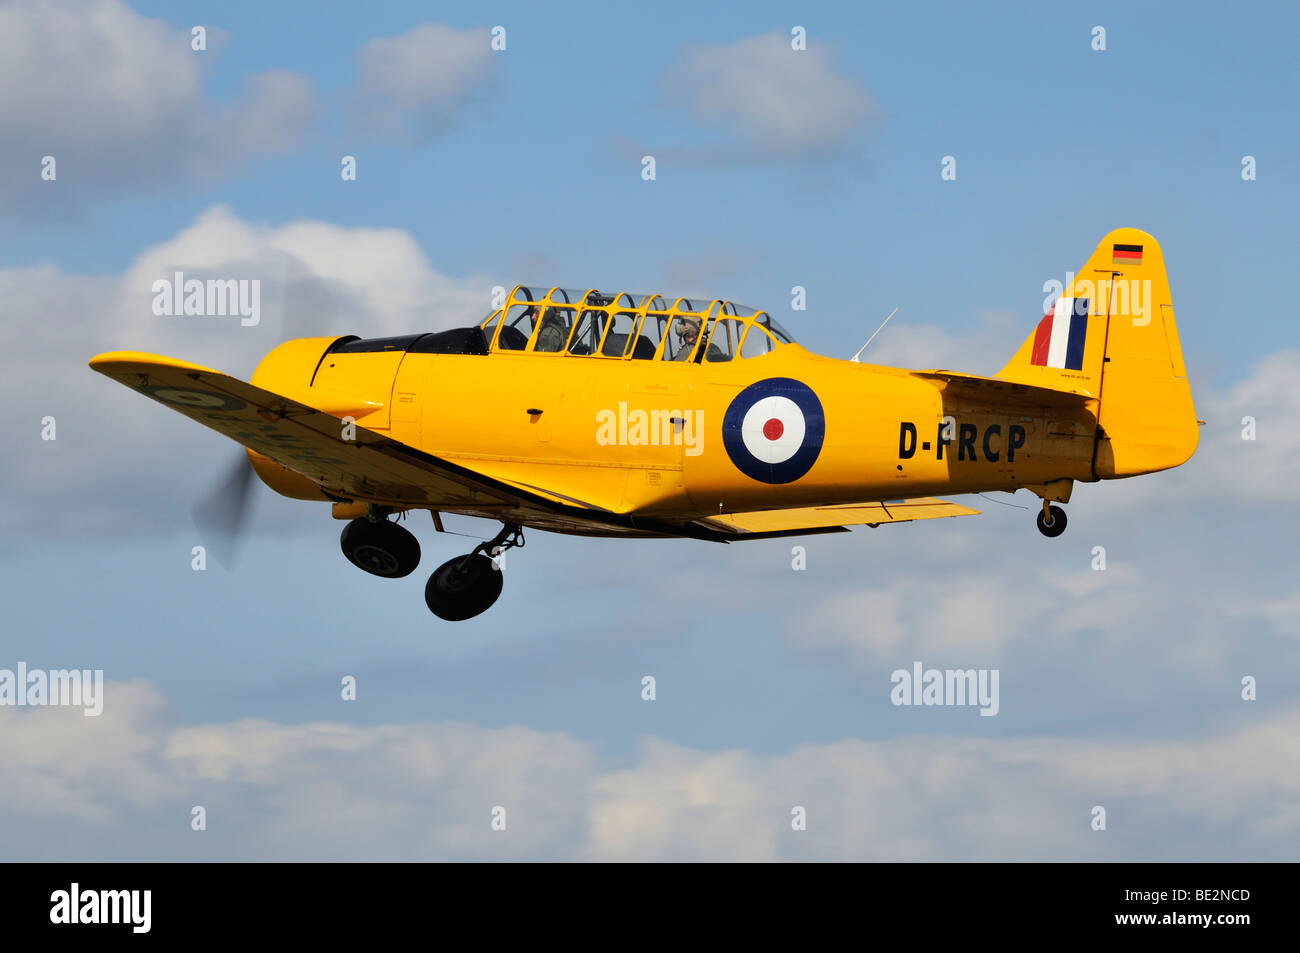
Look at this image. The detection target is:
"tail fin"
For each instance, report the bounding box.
[998,228,1198,478]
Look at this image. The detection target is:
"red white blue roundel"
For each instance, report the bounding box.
[722,378,824,484]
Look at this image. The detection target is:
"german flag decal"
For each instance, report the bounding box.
[1112,243,1143,267]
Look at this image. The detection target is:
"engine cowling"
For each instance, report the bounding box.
[246,336,356,501]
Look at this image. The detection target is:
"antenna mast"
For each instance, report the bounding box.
[850,307,899,363]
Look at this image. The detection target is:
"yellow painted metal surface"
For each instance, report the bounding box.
[90,229,1197,539]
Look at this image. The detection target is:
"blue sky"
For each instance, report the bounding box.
[7,1,1298,374]
[1,0,1297,860]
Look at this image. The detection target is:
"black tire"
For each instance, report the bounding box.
[340,518,421,578]
[1036,504,1068,538]
[424,553,504,621]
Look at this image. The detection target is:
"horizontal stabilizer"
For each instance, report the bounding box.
[910,370,1096,408]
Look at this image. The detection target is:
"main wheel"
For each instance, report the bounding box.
[424,553,504,621]
[1036,504,1068,538]
[340,518,421,577]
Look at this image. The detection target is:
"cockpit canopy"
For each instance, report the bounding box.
[477,286,796,362]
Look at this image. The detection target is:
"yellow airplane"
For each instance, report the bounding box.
[90,228,1197,620]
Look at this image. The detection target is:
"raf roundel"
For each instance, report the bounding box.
[138,385,246,412]
[722,378,825,484]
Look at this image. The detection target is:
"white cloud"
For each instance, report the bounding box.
[1183,350,1300,502]
[0,0,317,214]
[1,679,1296,860]
[353,23,499,143]
[860,308,1021,375]
[122,205,488,341]
[797,564,1155,668]
[660,32,880,160]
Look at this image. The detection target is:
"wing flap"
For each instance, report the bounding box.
[696,497,980,538]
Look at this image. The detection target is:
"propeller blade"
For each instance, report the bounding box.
[192,451,257,569]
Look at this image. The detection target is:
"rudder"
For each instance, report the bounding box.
[1088,228,1198,478]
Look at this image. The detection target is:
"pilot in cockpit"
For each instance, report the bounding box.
[671,316,722,362]
[532,307,568,352]
[671,316,701,360]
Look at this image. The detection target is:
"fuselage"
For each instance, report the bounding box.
[250,335,1099,520]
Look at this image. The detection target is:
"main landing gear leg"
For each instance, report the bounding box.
[424,523,525,621]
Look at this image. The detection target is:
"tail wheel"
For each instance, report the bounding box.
[340,518,421,578]
[424,553,504,621]
[1036,503,1068,538]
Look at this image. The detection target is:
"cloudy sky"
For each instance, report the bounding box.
[1,0,1297,860]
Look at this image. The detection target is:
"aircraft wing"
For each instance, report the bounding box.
[692,497,980,540]
[88,350,620,527]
